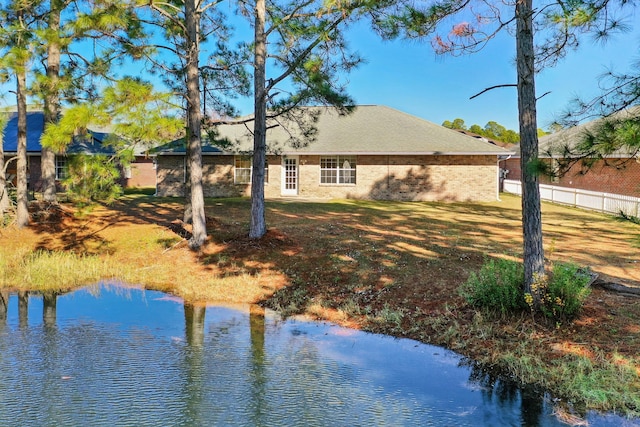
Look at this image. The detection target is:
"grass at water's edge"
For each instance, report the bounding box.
[1,194,639,419]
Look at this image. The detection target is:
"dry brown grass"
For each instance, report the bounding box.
[1,193,639,415]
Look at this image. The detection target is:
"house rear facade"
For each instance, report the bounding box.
[156,106,513,202]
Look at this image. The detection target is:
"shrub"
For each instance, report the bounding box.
[462,258,592,322]
[537,263,592,321]
[459,258,526,315]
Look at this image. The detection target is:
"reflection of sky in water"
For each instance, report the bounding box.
[0,284,634,426]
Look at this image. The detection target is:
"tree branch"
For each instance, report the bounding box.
[469,84,517,99]
[537,91,551,101]
[267,16,345,91]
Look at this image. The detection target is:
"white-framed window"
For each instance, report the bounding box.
[320,155,356,184]
[55,156,67,180]
[234,156,252,184]
[234,156,269,184]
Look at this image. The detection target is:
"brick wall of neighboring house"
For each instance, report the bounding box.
[155,155,184,197]
[4,155,158,193]
[541,158,640,196]
[156,154,499,202]
[123,157,157,188]
[2,156,17,187]
[501,157,640,197]
[502,157,521,182]
[2,155,42,190]
[28,155,42,191]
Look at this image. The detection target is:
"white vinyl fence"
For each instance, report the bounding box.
[502,179,640,217]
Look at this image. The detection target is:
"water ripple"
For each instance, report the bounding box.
[0,285,632,427]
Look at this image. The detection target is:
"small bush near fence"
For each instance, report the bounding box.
[460,258,592,323]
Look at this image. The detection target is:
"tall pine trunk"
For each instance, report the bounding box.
[516,0,545,302]
[185,0,207,249]
[183,139,193,224]
[0,117,8,215]
[16,66,29,228]
[41,0,62,203]
[249,0,267,239]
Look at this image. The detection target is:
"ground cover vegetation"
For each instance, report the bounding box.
[0,193,638,419]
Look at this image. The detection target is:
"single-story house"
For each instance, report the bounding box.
[502,110,640,197]
[155,105,515,202]
[1,111,157,191]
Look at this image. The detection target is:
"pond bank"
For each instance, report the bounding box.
[1,194,639,419]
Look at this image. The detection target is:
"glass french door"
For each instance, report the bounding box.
[281,156,298,196]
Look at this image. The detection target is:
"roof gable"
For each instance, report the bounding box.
[191,105,514,156]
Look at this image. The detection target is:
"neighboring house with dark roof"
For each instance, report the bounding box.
[502,110,640,197]
[2,112,48,190]
[1,111,157,191]
[155,105,514,202]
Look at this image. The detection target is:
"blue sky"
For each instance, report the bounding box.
[223,12,640,132]
[312,19,640,132]
[2,8,638,134]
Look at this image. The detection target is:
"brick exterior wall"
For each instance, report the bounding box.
[157,154,499,202]
[4,154,158,192]
[501,157,640,197]
[3,155,43,191]
[124,157,157,188]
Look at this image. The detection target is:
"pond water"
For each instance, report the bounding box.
[0,284,634,426]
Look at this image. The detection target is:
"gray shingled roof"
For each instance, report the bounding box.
[538,107,640,158]
[206,105,514,156]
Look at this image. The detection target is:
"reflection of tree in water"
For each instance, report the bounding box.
[0,291,57,326]
[43,292,57,327]
[249,305,266,426]
[184,303,206,347]
[183,303,206,425]
[18,291,28,326]
[467,362,545,427]
[0,291,8,321]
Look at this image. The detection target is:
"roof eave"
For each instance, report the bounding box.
[279,151,516,156]
[160,150,515,156]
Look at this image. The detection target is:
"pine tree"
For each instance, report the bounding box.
[139,0,247,249]
[244,0,402,239]
[0,114,9,216]
[0,0,42,228]
[41,78,183,205]
[391,0,628,303]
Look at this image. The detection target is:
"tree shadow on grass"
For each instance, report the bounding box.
[28,196,186,254]
[23,193,640,311]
